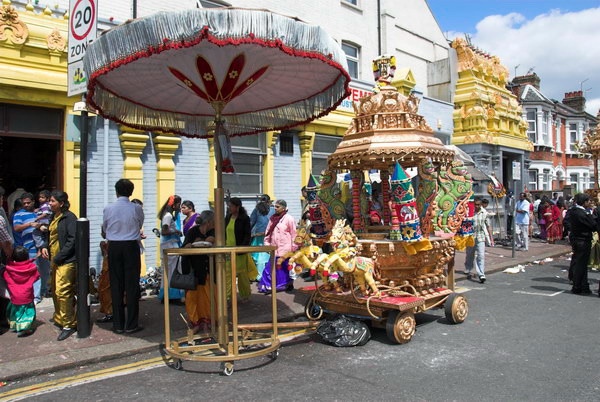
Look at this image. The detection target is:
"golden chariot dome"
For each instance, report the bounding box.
[328,55,454,171]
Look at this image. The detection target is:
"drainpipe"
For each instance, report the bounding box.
[377,0,382,55]
[103,118,109,205]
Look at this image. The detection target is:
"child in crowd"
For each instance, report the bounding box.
[3,245,39,337]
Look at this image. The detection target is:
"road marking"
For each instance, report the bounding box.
[513,290,565,297]
[0,328,311,400]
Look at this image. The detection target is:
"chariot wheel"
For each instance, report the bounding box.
[171,358,183,371]
[386,311,416,344]
[221,361,234,376]
[305,298,324,320]
[445,293,468,324]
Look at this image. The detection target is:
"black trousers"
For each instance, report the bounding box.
[570,238,591,292]
[108,240,141,331]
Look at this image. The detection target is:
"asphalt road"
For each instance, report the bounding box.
[4,255,600,401]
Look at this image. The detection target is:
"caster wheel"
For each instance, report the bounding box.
[445,293,468,324]
[386,311,416,344]
[221,362,234,376]
[304,299,324,320]
[172,358,183,371]
[270,349,279,359]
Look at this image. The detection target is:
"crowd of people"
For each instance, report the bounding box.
[0,187,78,340]
[3,178,598,342]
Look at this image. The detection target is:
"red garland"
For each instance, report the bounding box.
[86,31,352,140]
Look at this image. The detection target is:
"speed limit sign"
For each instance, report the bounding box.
[68,0,97,64]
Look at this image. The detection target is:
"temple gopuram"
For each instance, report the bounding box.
[450,38,532,196]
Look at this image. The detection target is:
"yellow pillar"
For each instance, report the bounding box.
[154,132,181,265]
[64,140,79,216]
[299,131,315,187]
[263,131,279,199]
[118,127,149,201]
[119,126,149,274]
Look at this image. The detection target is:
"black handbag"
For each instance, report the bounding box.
[169,257,197,290]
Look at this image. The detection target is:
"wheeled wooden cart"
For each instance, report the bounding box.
[162,245,282,376]
[301,247,469,345]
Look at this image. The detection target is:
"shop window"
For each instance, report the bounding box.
[528,170,537,191]
[1,103,62,139]
[312,134,341,178]
[279,131,294,155]
[342,42,360,79]
[526,109,536,143]
[222,133,265,196]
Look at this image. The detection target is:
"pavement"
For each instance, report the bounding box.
[0,238,572,382]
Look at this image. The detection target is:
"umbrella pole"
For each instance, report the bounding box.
[213,114,228,349]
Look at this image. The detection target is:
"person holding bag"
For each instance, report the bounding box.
[181,210,216,334]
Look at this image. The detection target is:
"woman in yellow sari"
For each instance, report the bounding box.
[41,191,78,341]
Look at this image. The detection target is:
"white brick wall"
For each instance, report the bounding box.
[274,134,302,221]
[175,137,211,214]
[141,136,158,267]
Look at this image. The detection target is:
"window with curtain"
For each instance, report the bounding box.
[541,111,549,145]
[222,133,265,196]
[569,123,578,152]
[312,134,342,179]
[555,118,561,152]
[342,42,360,79]
[542,170,550,190]
[526,109,537,143]
[570,173,578,192]
[528,170,538,191]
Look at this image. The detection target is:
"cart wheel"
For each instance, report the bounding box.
[386,311,416,344]
[305,299,324,320]
[172,358,183,371]
[445,293,468,324]
[221,362,234,376]
[270,349,279,360]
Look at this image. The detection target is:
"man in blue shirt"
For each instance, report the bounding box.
[12,192,44,303]
[515,192,531,251]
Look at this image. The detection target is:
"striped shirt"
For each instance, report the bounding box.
[12,209,37,257]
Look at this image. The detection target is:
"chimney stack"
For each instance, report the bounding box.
[509,73,540,99]
[562,91,586,112]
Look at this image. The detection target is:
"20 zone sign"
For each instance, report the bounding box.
[68,0,97,63]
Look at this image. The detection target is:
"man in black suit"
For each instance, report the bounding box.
[568,193,597,295]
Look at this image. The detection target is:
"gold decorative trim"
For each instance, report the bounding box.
[46,28,66,52]
[0,4,29,44]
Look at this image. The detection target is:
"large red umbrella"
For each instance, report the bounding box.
[84,7,350,244]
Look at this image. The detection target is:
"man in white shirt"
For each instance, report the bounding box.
[515,192,531,251]
[102,179,144,334]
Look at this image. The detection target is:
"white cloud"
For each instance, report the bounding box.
[454,8,600,116]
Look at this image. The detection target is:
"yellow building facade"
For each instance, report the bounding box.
[450,38,532,191]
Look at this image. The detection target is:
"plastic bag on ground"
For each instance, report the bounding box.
[316,315,371,347]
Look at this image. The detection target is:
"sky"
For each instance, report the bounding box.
[426,0,600,115]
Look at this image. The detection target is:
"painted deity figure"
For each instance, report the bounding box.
[317,169,346,234]
[416,157,438,237]
[434,161,474,235]
[389,162,432,254]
